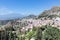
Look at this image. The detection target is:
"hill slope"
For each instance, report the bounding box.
[38,6,60,18]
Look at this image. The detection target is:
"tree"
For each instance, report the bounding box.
[43,26,60,40]
[35,27,42,40]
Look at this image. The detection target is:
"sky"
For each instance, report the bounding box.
[0,0,60,16]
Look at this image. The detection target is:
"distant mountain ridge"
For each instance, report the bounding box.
[0,13,24,20]
[0,14,36,25]
[22,15,36,19]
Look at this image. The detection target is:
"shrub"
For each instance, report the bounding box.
[43,26,60,40]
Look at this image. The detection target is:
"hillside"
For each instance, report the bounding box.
[0,14,36,25]
[38,6,60,18]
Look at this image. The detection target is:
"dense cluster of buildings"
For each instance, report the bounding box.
[16,17,60,32]
[0,17,60,32]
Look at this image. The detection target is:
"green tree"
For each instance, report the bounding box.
[43,26,60,40]
[35,27,42,40]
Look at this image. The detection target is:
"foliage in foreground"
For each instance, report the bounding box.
[25,25,60,40]
[0,25,60,40]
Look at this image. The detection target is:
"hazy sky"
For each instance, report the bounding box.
[0,0,60,16]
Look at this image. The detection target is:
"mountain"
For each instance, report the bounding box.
[1,6,60,25]
[38,6,60,18]
[0,20,9,25]
[0,13,24,20]
[0,13,24,25]
[0,14,36,25]
[22,15,36,19]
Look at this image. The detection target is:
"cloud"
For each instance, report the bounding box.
[0,7,36,16]
[0,7,14,15]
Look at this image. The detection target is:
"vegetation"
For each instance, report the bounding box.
[38,14,60,19]
[0,25,60,40]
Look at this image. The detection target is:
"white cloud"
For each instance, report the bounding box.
[0,7,14,15]
[0,7,34,16]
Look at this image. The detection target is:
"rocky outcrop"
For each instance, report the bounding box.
[38,6,60,18]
